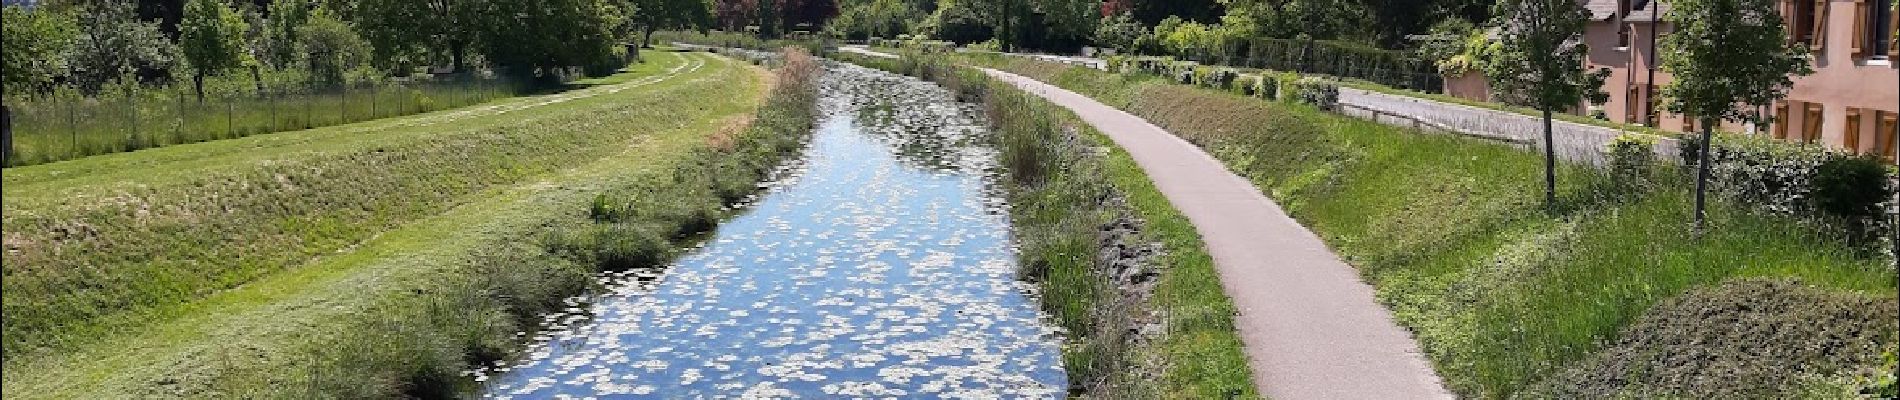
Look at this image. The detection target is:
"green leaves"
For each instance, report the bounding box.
[1658,0,1811,127]
[1,5,75,94]
[181,0,251,77]
[1485,0,1603,112]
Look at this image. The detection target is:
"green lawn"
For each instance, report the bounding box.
[1,50,780,398]
[973,55,1896,398]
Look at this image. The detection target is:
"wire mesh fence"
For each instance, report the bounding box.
[2,75,517,167]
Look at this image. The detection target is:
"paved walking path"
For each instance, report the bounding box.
[838,45,900,59]
[983,68,1454,399]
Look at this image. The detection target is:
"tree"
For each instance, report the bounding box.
[832,0,920,40]
[1659,0,1811,231]
[480,0,623,80]
[631,0,713,47]
[67,0,177,93]
[2,5,76,95]
[1485,0,1608,211]
[356,0,485,74]
[181,0,249,101]
[1094,12,1145,54]
[962,0,1026,50]
[1035,0,1101,47]
[298,7,370,86]
[715,0,758,31]
[261,0,311,69]
[779,0,839,33]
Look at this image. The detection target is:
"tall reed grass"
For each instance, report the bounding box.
[5,75,521,167]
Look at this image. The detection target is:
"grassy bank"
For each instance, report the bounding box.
[973,56,1897,398]
[0,51,709,360]
[835,51,1259,398]
[2,50,814,398]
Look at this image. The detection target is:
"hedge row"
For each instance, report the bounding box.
[1107,56,1339,111]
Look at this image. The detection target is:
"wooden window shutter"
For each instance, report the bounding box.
[1890,3,1899,57]
[1815,0,1831,50]
[1805,103,1826,143]
[1775,102,1791,139]
[1625,86,1640,123]
[1878,112,1897,161]
[1845,108,1863,151]
[1851,0,1868,57]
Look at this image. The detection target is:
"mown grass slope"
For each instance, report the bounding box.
[973,56,1897,398]
[1,50,799,398]
[0,52,709,359]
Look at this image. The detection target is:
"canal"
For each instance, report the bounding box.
[475,61,1068,398]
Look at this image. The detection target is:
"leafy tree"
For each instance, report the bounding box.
[715,0,758,31]
[480,0,623,80]
[356,0,484,74]
[1035,0,1100,46]
[631,0,713,47]
[1128,0,1221,26]
[67,0,177,93]
[1486,0,1608,211]
[831,0,920,40]
[261,0,312,69]
[1094,12,1145,54]
[2,5,76,95]
[1659,0,1811,230]
[961,0,1027,50]
[924,0,992,44]
[297,7,369,86]
[181,0,251,101]
[779,0,838,33]
[1220,0,1365,40]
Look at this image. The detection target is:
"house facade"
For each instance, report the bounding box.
[1585,0,1898,160]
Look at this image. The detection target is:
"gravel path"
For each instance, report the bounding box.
[982,68,1453,399]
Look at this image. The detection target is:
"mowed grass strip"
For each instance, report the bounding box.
[1,51,782,398]
[0,52,712,360]
[975,57,1896,398]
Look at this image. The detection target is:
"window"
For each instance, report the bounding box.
[1618,23,1633,49]
[1788,0,1831,49]
[1774,102,1791,139]
[1803,103,1826,143]
[1853,0,1897,59]
[1879,112,1898,161]
[1845,108,1863,150]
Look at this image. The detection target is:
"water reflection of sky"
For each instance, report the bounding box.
[477,63,1066,399]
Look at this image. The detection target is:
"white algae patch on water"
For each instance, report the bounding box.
[475,62,1067,398]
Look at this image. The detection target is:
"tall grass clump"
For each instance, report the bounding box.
[977,56,1897,398]
[209,48,818,397]
[835,53,1259,398]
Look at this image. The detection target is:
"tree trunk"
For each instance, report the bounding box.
[1693,121,1714,234]
[643,25,657,49]
[250,65,264,94]
[451,41,468,73]
[193,72,207,103]
[1542,108,1557,213]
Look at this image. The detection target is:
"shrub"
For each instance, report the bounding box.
[1679,133,1895,248]
[1605,133,1658,194]
[1812,156,1894,246]
[1292,77,1339,111]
